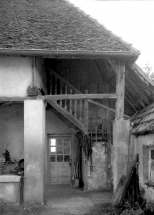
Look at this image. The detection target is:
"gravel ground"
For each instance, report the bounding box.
[0,185,114,215]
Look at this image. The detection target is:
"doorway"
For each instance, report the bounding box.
[49,136,71,184]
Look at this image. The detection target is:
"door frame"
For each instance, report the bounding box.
[48,134,72,184]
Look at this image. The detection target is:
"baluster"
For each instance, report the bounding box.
[64,84,67,110]
[69,89,73,114]
[79,99,82,122]
[55,76,57,95]
[74,100,77,118]
[60,82,63,106]
[84,90,89,134]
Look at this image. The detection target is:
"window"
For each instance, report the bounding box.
[143,145,154,183]
[49,138,71,163]
[150,149,154,181]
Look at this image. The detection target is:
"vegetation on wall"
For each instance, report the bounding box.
[76,131,93,161]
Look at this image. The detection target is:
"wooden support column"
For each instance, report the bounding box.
[82,96,88,190]
[113,60,130,191]
[115,60,125,119]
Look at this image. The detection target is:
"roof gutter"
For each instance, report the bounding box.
[0,49,139,61]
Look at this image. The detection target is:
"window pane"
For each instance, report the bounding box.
[64,155,70,162]
[50,139,56,146]
[64,146,70,154]
[57,155,63,162]
[50,155,56,162]
[50,147,56,154]
[151,150,154,160]
[150,161,154,181]
[57,147,63,154]
[63,139,69,146]
[57,139,62,146]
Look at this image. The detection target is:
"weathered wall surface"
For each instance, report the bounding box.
[0,56,33,97]
[87,142,112,190]
[134,134,154,202]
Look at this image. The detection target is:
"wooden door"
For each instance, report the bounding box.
[49,137,71,184]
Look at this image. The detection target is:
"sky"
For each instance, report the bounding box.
[68,0,154,72]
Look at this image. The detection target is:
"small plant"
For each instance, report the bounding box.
[144,201,154,215]
[120,208,144,215]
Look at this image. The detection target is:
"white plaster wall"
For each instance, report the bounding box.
[134,134,154,202]
[0,103,24,160]
[46,111,71,134]
[0,56,33,97]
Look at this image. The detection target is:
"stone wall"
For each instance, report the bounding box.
[87,141,112,190]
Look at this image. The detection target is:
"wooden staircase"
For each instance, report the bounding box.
[47,69,88,133]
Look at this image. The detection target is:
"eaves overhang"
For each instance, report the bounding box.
[0,49,140,62]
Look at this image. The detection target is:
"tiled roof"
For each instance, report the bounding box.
[0,0,139,57]
[131,103,154,135]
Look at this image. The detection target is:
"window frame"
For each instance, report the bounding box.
[48,136,71,163]
[143,145,154,185]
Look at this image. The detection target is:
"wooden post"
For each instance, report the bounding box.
[116,60,125,120]
[83,91,89,190]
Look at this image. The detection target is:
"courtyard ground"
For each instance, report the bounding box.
[0,184,113,215]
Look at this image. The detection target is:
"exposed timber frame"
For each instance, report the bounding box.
[43,94,117,100]
[115,59,125,119]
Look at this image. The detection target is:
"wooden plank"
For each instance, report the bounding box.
[44,93,117,100]
[47,100,84,132]
[116,60,125,120]
[88,99,129,118]
[111,154,139,206]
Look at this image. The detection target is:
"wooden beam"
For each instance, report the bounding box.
[0,96,38,102]
[116,60,125,120]
[88,99,129,118]
[44,93,117,100]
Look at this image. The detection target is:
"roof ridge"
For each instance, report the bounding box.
[66,0,140,56]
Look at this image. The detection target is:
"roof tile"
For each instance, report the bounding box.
[0,0,139,55]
